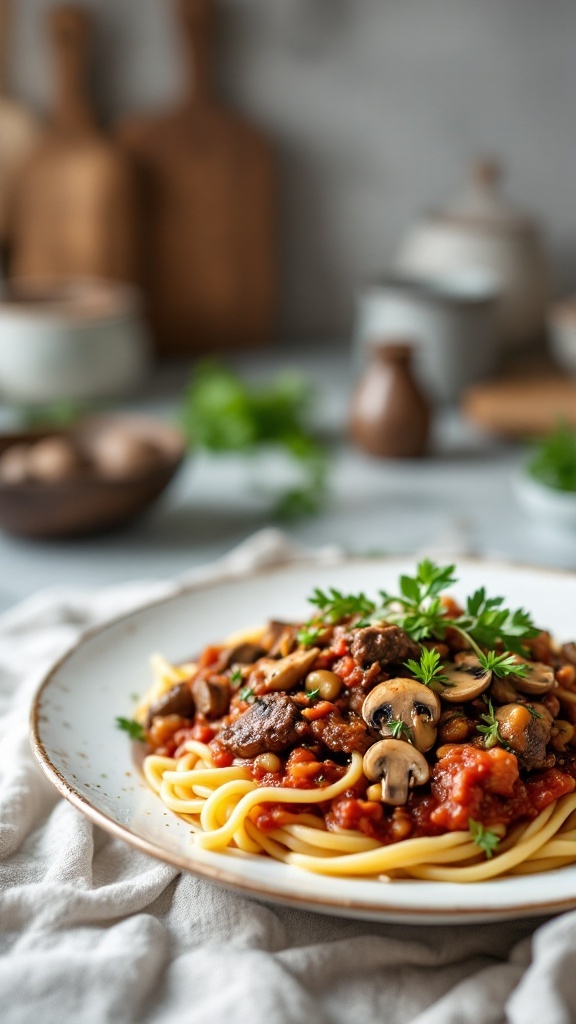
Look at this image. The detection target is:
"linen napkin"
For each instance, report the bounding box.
[2,529,576,1024]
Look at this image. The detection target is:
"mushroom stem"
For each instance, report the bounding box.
[382,760,410,805]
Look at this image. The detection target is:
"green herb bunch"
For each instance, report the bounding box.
[182,361,328,519]
[528,421,576,492]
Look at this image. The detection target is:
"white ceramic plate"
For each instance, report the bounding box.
[31,558,576,924]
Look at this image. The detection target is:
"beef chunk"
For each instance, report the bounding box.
[350,625,420,668]
[310,710,375,755]
[219,693,304,758]
[146,683,195,727]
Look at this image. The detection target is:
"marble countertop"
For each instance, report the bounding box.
[0,348,573,613]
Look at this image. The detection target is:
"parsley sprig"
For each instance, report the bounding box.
[476,699,510,751]
[404,648,451,693]
[389,719,413,741]
[469,819,501,859]
[304,561,540,685]
[116,717,146,742]
[297,625,322,648]
[308,587,377,626]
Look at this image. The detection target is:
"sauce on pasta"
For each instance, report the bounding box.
[122,563,576,881]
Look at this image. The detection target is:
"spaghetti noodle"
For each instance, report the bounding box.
[124,562,576,882]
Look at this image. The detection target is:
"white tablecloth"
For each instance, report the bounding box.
[2,529,576,1024]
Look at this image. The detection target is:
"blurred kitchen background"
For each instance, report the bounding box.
[0,0,575,606]
[6,0,576,337]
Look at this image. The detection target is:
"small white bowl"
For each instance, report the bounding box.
[548,297,576,374]
[0,278,151,403]
[514,469,576,530]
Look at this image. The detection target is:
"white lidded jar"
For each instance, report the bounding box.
[394,160,550,350]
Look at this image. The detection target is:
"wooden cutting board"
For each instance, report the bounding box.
[0,0,42,244]
[462,366,576,437]
[9,5,138,284]
[118,0,276,355]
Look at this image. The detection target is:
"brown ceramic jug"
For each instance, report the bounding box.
[349,342,430,457]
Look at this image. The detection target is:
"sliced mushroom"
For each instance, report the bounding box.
[361,678,440,752]
[440,655,492,704]
[192,677,230,718]
[509,657,556,695]
[146,682,195,726]
[363,738,430,805]
[220,642,266,669]
[256,647,320,693]
[495,702,553,768]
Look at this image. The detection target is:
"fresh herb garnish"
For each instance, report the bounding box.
[297,625,322,648]
[238,686,256,704]
[528,421,576,492]
[182,361,328,520]
[476,650,528,679]
[306,687,321,700]
[389,719,413,741]
[230,669,243,686]
[308,587,377,625]
[404,648,450,692]
[116,717,146,742]
[469,819,501,859]
[454,588,539,659]
[476,700,510,751]
[526,704,543,719]
[304,561,540,678]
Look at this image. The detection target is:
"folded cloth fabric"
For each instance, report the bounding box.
[1,528,576,1024]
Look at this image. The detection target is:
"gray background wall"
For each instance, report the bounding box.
[7,0,576,342]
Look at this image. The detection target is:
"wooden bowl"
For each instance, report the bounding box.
[0,415,186,539]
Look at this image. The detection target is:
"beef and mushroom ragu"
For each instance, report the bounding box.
[132,562,576,860]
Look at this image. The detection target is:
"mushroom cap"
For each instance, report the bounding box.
[511,657,555,695]
[362,677,440,752]
[440,654,492,703]
[363,738,430,806]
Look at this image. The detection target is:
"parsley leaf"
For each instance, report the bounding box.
[238,686,256,703]
[477,650,528,679]
[306,687,321,700]
[297,625,322,648]
[469,819,501,859]
[456,591,539,657]
[404,648,451,692]
[389,719,413,741]
[308,587,376,625]
[476,700,510,751]
[116,717,146,742]
[230,668,243,687]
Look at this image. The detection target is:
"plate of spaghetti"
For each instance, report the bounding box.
[31,557,576,923]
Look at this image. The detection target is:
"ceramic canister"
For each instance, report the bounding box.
[353,270,500,403]
[0,279,151,402]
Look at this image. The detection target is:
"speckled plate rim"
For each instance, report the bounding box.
[30,555,576,925]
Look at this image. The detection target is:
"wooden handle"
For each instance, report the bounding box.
[49,4,96,131]
[178,0,215,105]
[0,0,11,95]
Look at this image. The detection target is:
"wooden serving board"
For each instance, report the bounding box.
[118,0,276,355]
[0,0,42,245]
[462,367,576,437]
[10,5,138,284]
